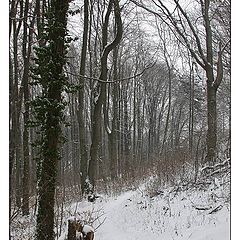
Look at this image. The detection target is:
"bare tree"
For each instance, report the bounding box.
[78,0,90,194]
[88,0,123,191]
[131,0,230,164]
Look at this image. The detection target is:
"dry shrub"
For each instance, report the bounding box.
[155,147,195,186]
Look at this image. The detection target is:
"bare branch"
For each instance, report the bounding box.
[65,61,156,84]
[130,0,206,69]
[173,0,207,65]
[221,39,230,54]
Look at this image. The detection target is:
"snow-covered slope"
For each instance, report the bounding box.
[96,190,229,239]
[58,178,230,240]
[10,177,230,240]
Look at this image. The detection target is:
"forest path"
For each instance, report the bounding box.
[95,189,159,240]
[95,191,134,240]
[91,185,230,240]
[59,180,230,240]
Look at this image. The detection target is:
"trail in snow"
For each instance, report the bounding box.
[95,190,160,240]
[11,179,230,240]
[89,186,230,240]
[96,191,135,240]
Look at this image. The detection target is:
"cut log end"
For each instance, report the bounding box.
[67,219,94,240]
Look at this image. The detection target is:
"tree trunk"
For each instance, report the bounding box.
[206,82,217,164]
[188,60,194,156]
[78,0,89,194]
[9,56,15,212]
[161,64,172,155]
[67,220,77,240]
[107,37,119,180]
[35,0,69,239]
[204,0,218,164]
[88,0,122,190]
[123,86,131,176]
[22,0,34,216]
[12,15,23,209]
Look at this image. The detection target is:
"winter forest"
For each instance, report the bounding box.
[9,0,230,239]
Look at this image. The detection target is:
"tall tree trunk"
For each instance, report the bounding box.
[70,99,78,186]
[203,0,222,164]
[22,0,37,216]
[108,46,119,180]
[35,0,69,239]
[78,0,89,194]
[188,60,194,156]
[123,85,131,176]
[88,0,122,190]
[12,14,23,209]
[104,23,120,180]
[9,56,15,213]
[206,81,217,164]
[161,64,172,155]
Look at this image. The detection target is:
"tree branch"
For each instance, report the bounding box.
[173,0,207,66]
[130,0,206,69]
[65,61,156,84]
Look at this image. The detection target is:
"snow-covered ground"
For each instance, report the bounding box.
[10,177,230,240]
[58,178,230,240]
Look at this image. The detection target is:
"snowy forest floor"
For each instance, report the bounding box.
[11,174,230,240]
[63,179,230,240]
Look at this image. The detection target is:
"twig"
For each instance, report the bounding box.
[209,205,223,214]
[94,217,107,231]
[193,206,212,211]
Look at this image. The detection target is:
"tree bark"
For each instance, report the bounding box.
[78,0,89,194]
[22,0,37,216]
[105,28,119,180]
[35,0,69,239]
[203,0,219,164]
[12,9,23,208]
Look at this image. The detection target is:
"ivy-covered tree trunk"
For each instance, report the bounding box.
[32,0,69,239]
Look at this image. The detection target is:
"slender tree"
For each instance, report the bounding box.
[88,0,123,190]
[11,0,24,209]
[22,0,37,216]
[78,0,89,194]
